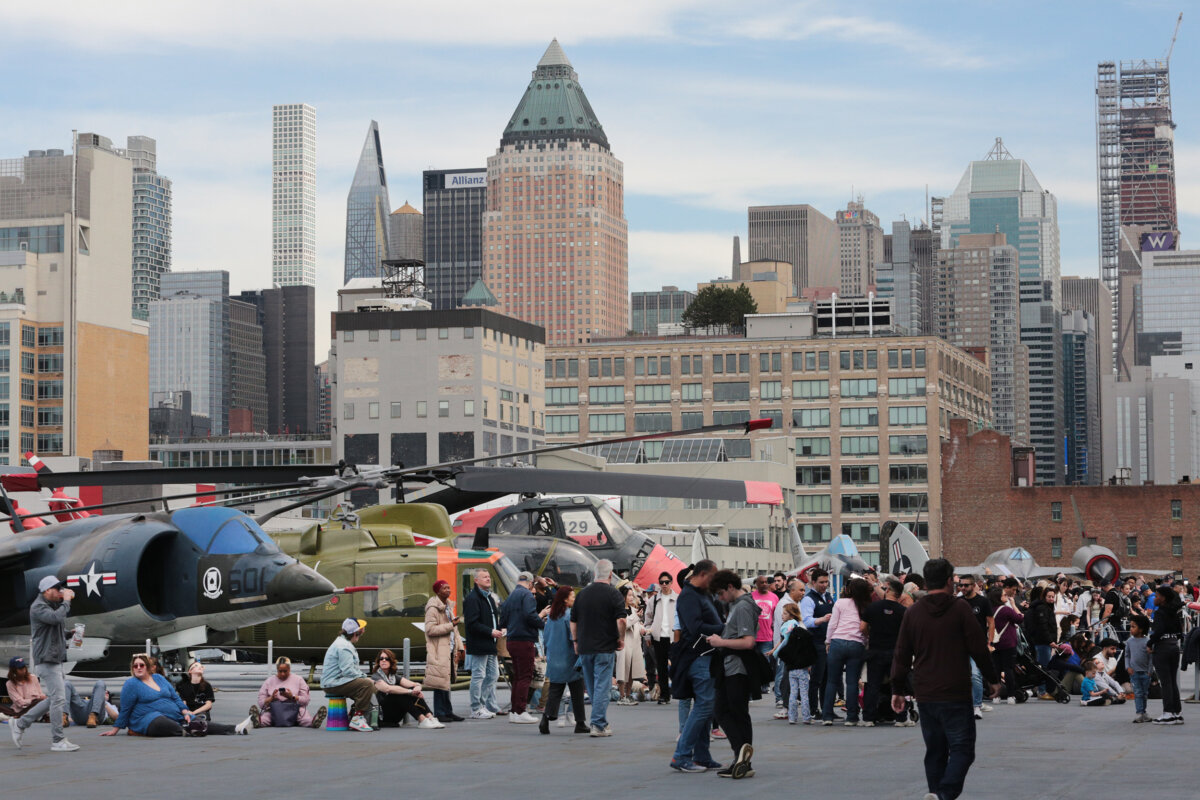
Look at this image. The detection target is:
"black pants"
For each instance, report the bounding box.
[807,644,827,714]
[652,638,672,699]
[713,672,752,759]
[378,692,432,726]
[1152,640,1182,715]
[543,678,586,722]
[862,649,893,722]
[993,647,1019,699]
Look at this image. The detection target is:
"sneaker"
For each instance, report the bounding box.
[775,700,785,709]
[1005,697,1016,705]
[50,739,80,752]
[539,716,550,735]
[923,794,939,800]
[843,719,859,727]
[980,703,993,712]
[1166,715,1185,725]
[417,717,445,729]
[732,743,753,778]
[589,725,612,737]
[859,720,875,727]
[556,717,566,728]
[834,699,845,708]
[1038,693,1056,701]
[86,713,98,729]
[348,715,373,732]
[491,709,508,716]
[312,706,328,728]
[773,710,788,720]
[469,709,495,720]
[717,767,735,778]
[509,711,538,724]
[1133,713,1150,723]
[788,719,796,725]
[1152,714,1175,725]
[802,719,813,725]
[670,758,708,773]
[574,722,590,734]
[694,759,723,769]
[973,708,983,719]
[11,720,23,749]
[821,719,833,727]
[248,705,262,728]
[899,720,917,727]
[710,728,726,739]
[234,716,253,735]
[742,767,755,779]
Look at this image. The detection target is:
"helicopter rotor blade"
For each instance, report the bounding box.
[0,465,328,491]
[448,466,782,505]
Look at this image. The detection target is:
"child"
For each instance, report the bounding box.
[1125,614,1153,723]
[1080,664,1110,707]
[772,604,812,725]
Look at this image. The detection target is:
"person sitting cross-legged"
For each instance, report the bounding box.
[250,656,326,729]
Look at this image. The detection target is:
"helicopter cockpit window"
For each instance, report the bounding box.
[560,509,608,549]
[365,572,432,617]
[540,545,596,588]
[595,503,633,547]
[532,510,555,537]
[496,512,532,536]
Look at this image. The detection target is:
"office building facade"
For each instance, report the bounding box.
[631,286,695,335]
[482,40,628,346]
[343,121,392,283]
[127,136,171,321]
[836,200,884,296]
[1140,250,1200,355]
[875,220,923,335]
[747,204,837,294]
[229,298,266,432]
[1062,309,1100,485]
[272,103,317,287]
[423,168,486,310]
[237,286,316,434]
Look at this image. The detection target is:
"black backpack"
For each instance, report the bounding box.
[778,624,818,670]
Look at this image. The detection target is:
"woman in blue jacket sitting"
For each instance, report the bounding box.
[101,653,249,737]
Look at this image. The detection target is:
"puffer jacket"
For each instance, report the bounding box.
[1024,599,1057,646]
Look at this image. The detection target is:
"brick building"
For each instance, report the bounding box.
[941,419,1197,577]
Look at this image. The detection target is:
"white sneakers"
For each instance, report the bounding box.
[470,709,496,720]
[51,739,80,752]
[973,708,983,719]
[348,715,373,732]
[234,716,253,735]
[509,711,539,724]
[979,703,993,712]
[10,721,23,749]
[417,717,446,729]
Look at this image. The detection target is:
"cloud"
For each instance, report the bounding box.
[628,231,738,293]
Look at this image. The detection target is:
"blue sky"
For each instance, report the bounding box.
[1,1,1195,327]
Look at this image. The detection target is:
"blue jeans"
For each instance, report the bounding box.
[1033,644,1054,694]
[677,696,692,733]
[917,700,977,800]
[467,654,500,713]
[773,647,789,704]
[970,658,983,707]
[1130,671,1150,715]
[579,652,616,730]
[65,680,107,725]
[822,639,866,722]
[672,655,714,765]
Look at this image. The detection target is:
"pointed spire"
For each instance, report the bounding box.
[538,38,571,68]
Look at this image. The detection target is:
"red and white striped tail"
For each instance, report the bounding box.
[23,451,48,473]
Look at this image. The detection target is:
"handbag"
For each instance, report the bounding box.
[270,699,300,727]
[186,717,208,737]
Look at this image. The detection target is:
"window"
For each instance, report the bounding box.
[0,350,7,372]
[729,529,765,549]
[364,571,432,617]
[589,385,623,404]
[890,493,927,513]
[464,400,475,417]
[853,350,864,370]
[760,380,782,401]
[438,400,450,418]
[634,384,671,404]
[416,329,427,341]
[680,383,703,402]
[614,358,625,376]
[684,497,717,510]
[390,402,402,418]
[20,405,32,427]
[36,380,62,399]
[659,356,671,376]
[1051,502,1062,522]
[795,494,831,515]
[793,380,829,399]
[343,403,354,420]
[601,357,613,377]
[463,327,474,339]
[795,437,830,456]
[713,381,749,402]
[889,464,928,483]
[36,353,63,373]
[589,413,625,433]
[546,387,579,406]
[21,326,33,348]
[634,412,671,432]
[389,329,401,341]
[713,410,750,426]
[841,436,879,456]
[1171,499,1182,520]
[915,348,926,368]
[438,328,449,340]
[793,408,830,428]
[36,406,61,427]
[759,409,783,429]
[839,351,851,370]
[416,401,428,418]
[866,350,878,369]
[712,354,723,374]
[843,522,879,541]
[889,434,927,455]
[888,349,899,369]
[799,523,832,543]
[681,411,703,428]
[37,327,62,347]
[842,494,879,513]
[796,465,831,486]
[624,496,669,511]
[20,352,34,374]
[1126,536,1138,557]
[588,358,600,377]
[888,406,926,426]
[1051,538,1062,558]
[840,379,877,398]
[546,415,579,434]
[368,402,379,419]
[841,465,878,485]
[634,357,645,376]
[35,433,62,453]
[1172,536,1183,556]
[343,330,354,342]
[888,377,926,397]
[841,407,878,427]
[368,330,379,342]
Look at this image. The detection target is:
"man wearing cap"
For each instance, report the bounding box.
[251,657,326,728]
[425,579,465,723]
[320,619,375,732]
[500,571,544,724]
[11,575,78,751]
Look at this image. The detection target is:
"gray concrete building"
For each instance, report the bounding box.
[836,199,884,296]
[875,220,924,335]
[747,204,838,295]
[631,285,695,335]
[150,271,230,436]
[1102,361,1193,485]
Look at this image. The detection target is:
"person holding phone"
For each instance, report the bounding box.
[250,656,326,728]
[425,579,466,723]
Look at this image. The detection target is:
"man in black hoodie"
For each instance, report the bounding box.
[892,559,999,800]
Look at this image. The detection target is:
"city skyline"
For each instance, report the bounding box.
[2,2,1196,331]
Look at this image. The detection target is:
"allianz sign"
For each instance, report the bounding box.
[445,172,486,189]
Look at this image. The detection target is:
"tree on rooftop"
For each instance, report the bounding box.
[681,284,758,331]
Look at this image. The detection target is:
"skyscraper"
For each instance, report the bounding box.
[836,199,884,296]
[272,103,316,288]
[229,298,266,432]
[424,169,486,310]
[747,204,837,294]
[388,201,423,262]
[482,39,628,345]
[943,139,1062,484]
[1062,309,1100,485]
[1061,276,1112,446]
[875,220,922,335]
[343,121,392,283]
[237,286,315,434]
[150,271,230,435]
[127,136,171,321]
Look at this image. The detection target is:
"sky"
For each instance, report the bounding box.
[1,0,1196,333]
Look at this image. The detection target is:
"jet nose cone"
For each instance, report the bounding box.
[268,562,336,604]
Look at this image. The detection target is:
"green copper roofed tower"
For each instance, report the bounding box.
[343,121,392,283]
[484,39,628,346]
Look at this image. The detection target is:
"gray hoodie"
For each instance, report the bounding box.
[30,594,71,665]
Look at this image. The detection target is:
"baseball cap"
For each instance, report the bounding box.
[517,571,534,583]
[8,656,25,669]
[38,575,62,593]
[341,618,365,635]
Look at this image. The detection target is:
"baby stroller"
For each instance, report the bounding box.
[1011,629,1071,704]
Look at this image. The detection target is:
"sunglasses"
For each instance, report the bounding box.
[379,657,391,663]
[659,580,671,586]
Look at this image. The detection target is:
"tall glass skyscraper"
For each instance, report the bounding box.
[127,136,171,321]
[272,104,317,288]
[343,120,392,283]
[424,168,486,310]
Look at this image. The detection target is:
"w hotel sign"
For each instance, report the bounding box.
[1140,231,1177,252]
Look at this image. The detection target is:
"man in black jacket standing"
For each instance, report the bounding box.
[892,559,1000,800]
[463,568,505,719]
[500,571,543,724]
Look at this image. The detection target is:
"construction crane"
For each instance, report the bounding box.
[1166,12,1183,63]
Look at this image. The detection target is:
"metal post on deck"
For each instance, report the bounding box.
[267,640,273,668]
[402,638,411,679]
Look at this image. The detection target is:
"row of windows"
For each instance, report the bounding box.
[1051,536,1184,558]
[1051,499,1184,522]
[345,399,477,420]
[795,492,929,515]
[544,377,932,406]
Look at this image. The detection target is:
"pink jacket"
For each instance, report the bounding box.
[257,673,311,710]
[6,676,45,714]
[826,598,866,645]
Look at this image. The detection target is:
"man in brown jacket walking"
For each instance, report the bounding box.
[891,558,1000,800]
[426,580,465,722]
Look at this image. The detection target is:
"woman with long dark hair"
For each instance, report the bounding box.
[821,577,873,726]
[1148,584,1186,725]
[539,585,589,734]
[371,649,443,729]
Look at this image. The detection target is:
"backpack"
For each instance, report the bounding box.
[778,624,818,670]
